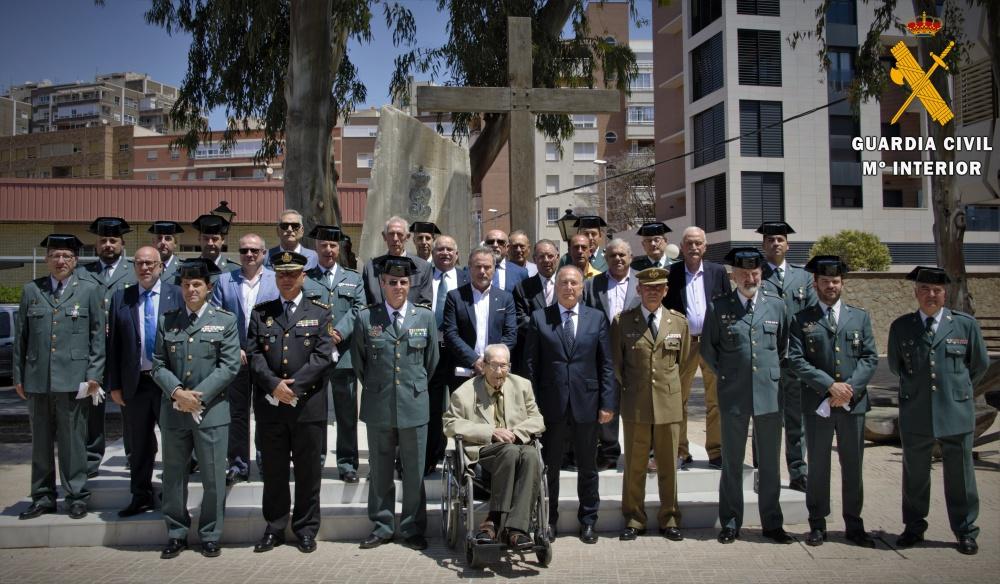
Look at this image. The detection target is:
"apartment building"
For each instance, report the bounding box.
[0,96,30,137]
[0,124,155,180]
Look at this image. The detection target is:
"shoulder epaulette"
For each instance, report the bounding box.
[212,306,234,316]
[789,263,804,269]
[761,289,779,298]
[343,266,359,274]
[844,303,866,312]
[311,298,330,309]
[950,310,974,320]
[414,302,432,310]
[667,308,687,319]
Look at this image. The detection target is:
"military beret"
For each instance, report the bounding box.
[409,221,441,235]
[40,234,84,254]
[192,214,231,235]
[756,221,796,236]
[724,247,765,269]
[270,250,308,272]
[906,266,951,285]
[175,258,221,282]
[804,255,849,276]
[148,221,185,235]
[574,215,608,229]
[309,224,343,242]
[636,222,671,236]
[636,267,669,286]
[89,217,131,237]
[377,256,418,278]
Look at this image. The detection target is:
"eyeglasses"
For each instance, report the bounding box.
[239,248,264,255]
[485,239,507,245]
[384,279,409,287]
[485,362,510,371]
[279,222,302,231]
[47,253,76,261]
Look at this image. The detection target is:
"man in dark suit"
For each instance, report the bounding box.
[513,239,560,375]
[249,251,333,554]
[584,239,640,470]
[361,216,434,306]
[664,226,731,469]
[409,221,440,262]
[76,216,137,478]
[631,222,676,271]
[525,265,617,544]
[106,246,184,517]
[484,229,529,292]
[263,210,320,272]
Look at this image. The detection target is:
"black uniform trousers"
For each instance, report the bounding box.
[259,419,325,539]
[226,364,252,473]
[424,348,453,475]
[541,405,600,527]
[125,372,161,503]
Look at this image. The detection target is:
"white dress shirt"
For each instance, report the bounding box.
[605,273,630,321]
[319,262,338,287]
[384,300,410,330]
[819,299,843,325]
[186,301,210,322]
[282,291,304,316]
[640,304,663,335]
[432,267,459,314]
[138,280,162,371]
[684,262,707,335]
[49,275,70,294]
[559,302,580,334]
[472,285,492,359]
[541,274,556,306]
[240,269,264,330]
[495,258,509,290]
[101,255,124,279]
[919,307,944,334]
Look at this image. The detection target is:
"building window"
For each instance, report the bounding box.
[604,131,618,144]
[546,207,560,225]
[694,173,727,233]
[965,205,1000,232]
[88,164,100,177]
[831,185,862,208]
[739,100,783,157]
[829,115,860,162]
[737,0,780,16]
[633,71,653,90]
[146,150,158,160]
[572,114,597,129]
[118,142,130,152]
[574,174,597,193]
[741,172,784,228]
[690,0,722,36]
[119,167,130,176]
[692,102,725,168]
[147,173,158,181]
[545,142,560,161]
[357,177,370,185]
[203,170,217,180]
[573,142,596,161]
[738,30,782,86]
[546,175,560,193]
[826,0,857,25]
[356,152,373,168]
[627,106,655,125]
[691,32,724,101]
[170,173,180,181]
[170,148,180,160]
[828,48,856,92]
[187,172,197,180]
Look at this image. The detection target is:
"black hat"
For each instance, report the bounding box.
[175,258,222,282]
[148,221,185,235]
[40,234,83,254]
[309,224,343,242]
[269,250,308,271]
[192,214,230,235]
[573,215,608,229]
[756,221,796,236]
[377,256,418,278]
[89,217,131,237]
[341,234,353,244]
[906,266,951,285]
[804,255,849,277]
[409,221,441,235]
[724,247,765,269]
[636,222,671,236]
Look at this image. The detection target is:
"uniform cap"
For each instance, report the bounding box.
[89,217,131,237]
[756,221,796,236]
[269,250,308,272]
[906,266,951,284]
[804,255,849,276]
[636,267,669,286]
[724,247,764,269]
[408,221,441,235]
[636,222,671,236]
[40,234,84,254]
[309,224,343,242]
[573,215,608,229]
[192,214,230,235]
[377,256,418,278]
[148,221,185,235]
[175,258,222,282]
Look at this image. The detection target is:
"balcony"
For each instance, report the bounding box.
[626,124,655,140]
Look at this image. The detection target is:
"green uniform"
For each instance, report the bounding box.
[351,301,439,538]
[152,304,241,543]
[701,289,789,532]
[887,308,989,540]
[761,262,816,483]
[629,255,675,271]
[788,302,878,533]
[13,274,106,509]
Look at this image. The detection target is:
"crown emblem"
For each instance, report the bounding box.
[282,252,292,262]
[907,12,942,37]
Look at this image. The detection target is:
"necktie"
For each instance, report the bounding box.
[493,390,506,429]
[188,310,199,327]
[827,306,837,331]
[53,280,64,300]
[776,266,784,284]
[435,273,448,327]
[924,316,935,339]
[325,269,333,287]
[745,298,754,315]
[647,312,658,339]
[284,300,295,321]
[544,278,554,306]
[143,289,156,362]
[562,310,575,345]
[103,263,113,282]
[393,310,402,335]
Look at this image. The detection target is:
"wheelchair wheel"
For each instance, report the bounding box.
[466,540,484,569]
[440,454,460,549]
[536,536,553,567]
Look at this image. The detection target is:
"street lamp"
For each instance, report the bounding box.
[556,209,579,243]
[211,200,237,224]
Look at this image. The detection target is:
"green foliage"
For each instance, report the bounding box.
[809,230,892,272]
[0,285,22,304]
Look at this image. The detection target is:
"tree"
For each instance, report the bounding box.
[793,0,999,314]
[390,0,644,196]
[599,150,656,235]
[810,230,892,271]
[141,0,416,231]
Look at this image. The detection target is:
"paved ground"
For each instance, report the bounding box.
[0,379,997,583]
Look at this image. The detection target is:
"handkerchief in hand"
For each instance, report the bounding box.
[172,401,204,424]
[76,382,106,405]
[331,348,340,363]
[265,393,298,407]
[816,397,852,418]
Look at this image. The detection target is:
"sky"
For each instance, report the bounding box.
[1,0,653,131]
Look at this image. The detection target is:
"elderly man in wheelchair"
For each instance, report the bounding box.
[443,343,547,555]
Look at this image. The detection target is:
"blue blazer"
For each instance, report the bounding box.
[210,268,279,347]
[442,283,517,369]
[105,280,184,399]
[524,303,617,423]
[492,259,529,293]
[265,245,319,271]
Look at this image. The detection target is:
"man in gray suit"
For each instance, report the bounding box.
[361,216,434,307]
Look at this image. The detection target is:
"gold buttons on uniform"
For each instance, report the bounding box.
[189,338,194,343]
[835,347,840,352]
[395,367,400,372]
[187,356,192,361]
[282,359,288,364]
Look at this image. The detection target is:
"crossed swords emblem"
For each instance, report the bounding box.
[889,40,956,126]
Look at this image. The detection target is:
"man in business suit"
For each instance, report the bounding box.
[150,220,185,282]
[787,256,878,548]
[665,226,731,470]
[512,239,560,376]
[611,267,688,542]
[352,257,440,551]
[525,265,616,544]
[631,222,675,271]
[76,216,137,478]
[759,221,817,492]
[559,215,608,272]
[424,234,469,475]
[507,230,538,277]
[443,344,546,549]
[14,235,105,521]
[192,214,240,275]
[264,209,319,271]
[249,251,334,554]
[485,229,529,292]
[210,233,279,484]
[442,246,518,389]
[888,267,989,556]
[701,248,791,545]
[152,259,241,559]
[409,221,440,262]
[361,216,434,307]
[106,246,184,517]
[584,239,640,470]
[306,225,365,482]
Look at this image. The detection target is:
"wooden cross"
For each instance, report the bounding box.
[416,16,621,241]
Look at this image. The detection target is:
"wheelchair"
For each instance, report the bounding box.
[439,434,553,569]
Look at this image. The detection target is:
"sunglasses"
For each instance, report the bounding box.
[239,248,264,255]
[485,239,507,245]
[279,222,302,231]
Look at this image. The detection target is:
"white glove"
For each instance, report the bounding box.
[172,400,204,424]
[76,382,105,405]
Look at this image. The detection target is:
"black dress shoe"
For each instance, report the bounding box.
[253,532,283,553]
[87,471,99,479]
[360,532,393,549]
[189,460,199,474]
[18,502,55,521]
[661,527,683,541]
[788,477,808,493]
[707,457,722,470]
[160,538,187,559]
[580,525,598,544]
[118,499,154,518]
[762,528,794,544]
[619,526,645,541]
[896,531,924,548]
[341,470,359,484]
[597,459,618,471]
[845,530,876,548]
[225,468,249,486]
[957,537,978,555]
[68,501,88,519]
[717,527,739,544]
[805,528,826,546]
[200,541,221,557]
[547,524,558,543]
[401,534,428,550]
[297,535,317,553]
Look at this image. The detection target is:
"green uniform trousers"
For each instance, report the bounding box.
[161,423,229,542]
[719,411,783,531]
[804,411,865,532]
[367,424,427,538]
[27,392,90,507]
[901,431,979,539]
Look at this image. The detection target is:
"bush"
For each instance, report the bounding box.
[0,285,21,304]
[809,230,892,271]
